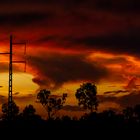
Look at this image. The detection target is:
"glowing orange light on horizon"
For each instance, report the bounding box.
[0,72,39,96]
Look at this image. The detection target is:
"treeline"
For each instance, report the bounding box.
[0,82,140,130]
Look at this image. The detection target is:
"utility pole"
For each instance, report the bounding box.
[0,35,26,120]
[8,35,13,119]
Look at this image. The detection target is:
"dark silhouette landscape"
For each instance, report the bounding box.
[0,0,140,139]
[0,83,140,138]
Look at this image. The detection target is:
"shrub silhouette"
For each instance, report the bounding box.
[22,104,36,118]
[123,107,134,121]
[2,101,19,120]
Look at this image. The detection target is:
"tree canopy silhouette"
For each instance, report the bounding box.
[123,107,134,120]
[37,89,67,119]
[2,100,19,120]
[22,104,36,118]
[75,82,98,113]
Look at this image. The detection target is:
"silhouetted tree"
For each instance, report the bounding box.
[102,110,116,118]
[134,104,140,121]
[2,101,19,120]
[123,107,134,120]
[75,83,98,113]
[22,104,36,118]
[61,115,71,122]
[20,104,43,123]
[37,89,67,119]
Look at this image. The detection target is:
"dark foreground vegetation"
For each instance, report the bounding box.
[0,110,140,138]
[0,83,140,138]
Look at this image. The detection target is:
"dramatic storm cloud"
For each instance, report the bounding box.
[29,54,109,89]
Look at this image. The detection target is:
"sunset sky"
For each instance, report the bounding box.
[0,0,140,118]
